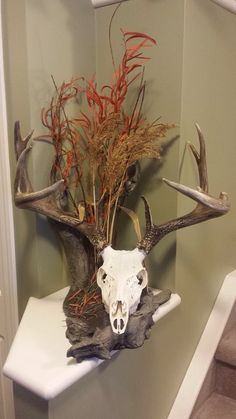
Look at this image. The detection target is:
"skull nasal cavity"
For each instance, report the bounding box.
[113,318,125,332]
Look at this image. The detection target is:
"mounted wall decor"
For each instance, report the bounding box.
[13,21,230,361]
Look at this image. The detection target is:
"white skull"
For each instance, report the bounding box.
[97,246,148,334]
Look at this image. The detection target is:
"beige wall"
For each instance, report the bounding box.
[95,0,183,291]
[3,1,236,419]
[175,0,236,370]
[3,0,96,314]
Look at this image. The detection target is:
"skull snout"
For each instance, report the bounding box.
[110,300,128,335]
[96,247,148,335]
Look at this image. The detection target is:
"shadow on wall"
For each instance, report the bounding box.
[116,135,179,290]
[117,135,179,231]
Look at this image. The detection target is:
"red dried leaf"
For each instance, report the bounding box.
[123,31,157,46]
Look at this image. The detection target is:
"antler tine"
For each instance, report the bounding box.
[14,122,66,204]
[14,120,34,160]
[14,144,34,196]
[141,196,153,230]
[162,178,229,212]
[14,121,108,251]
[137,125,230,254]
[189,123,208,193]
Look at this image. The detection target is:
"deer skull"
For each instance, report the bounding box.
[97,246,148,334]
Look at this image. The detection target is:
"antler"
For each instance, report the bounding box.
[14,121,108,251]
[137,124,230,254]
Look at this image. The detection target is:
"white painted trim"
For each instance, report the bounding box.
[91,0,128,8]
[210,0,236,14]
[167,270,236,419]
[0,2,18,339]
[0,0,18,418]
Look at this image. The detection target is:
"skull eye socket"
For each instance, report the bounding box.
[137,273,144,285]
[136,269,148,288]
[102,272,107,283]
[97,268,108,288]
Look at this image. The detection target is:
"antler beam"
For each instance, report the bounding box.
[14,121,108,251]
[138,124,230,254]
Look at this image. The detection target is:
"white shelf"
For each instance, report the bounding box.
[3,287,181,400]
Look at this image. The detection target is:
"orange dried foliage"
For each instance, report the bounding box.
[79,32,157,133]
[40,31,174,232]
[68,273,103,318]
[40,29,175,319]
[40,78,86,213]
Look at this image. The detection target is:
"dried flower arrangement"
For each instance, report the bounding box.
[37,27,173,324]
[40,32,172,239]
[14,12,229,360]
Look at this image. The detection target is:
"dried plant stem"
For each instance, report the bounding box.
[134,82,146,131]
[109,166,128,244]
[106,193,112,242]
[77,178,87,216]
[50,75,88,216]
[92,169,97,227]
[108,2,122,73]
[67,190,80,215]
[128,69,145,134]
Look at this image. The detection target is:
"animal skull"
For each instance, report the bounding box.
[97,246,148,334]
